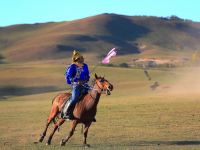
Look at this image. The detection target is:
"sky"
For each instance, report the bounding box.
[0,0,199,27]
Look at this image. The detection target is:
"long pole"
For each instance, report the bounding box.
[89,62,101,75]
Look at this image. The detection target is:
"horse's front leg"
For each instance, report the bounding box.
[46,119,65,145]
[83,122,92,148]
[60,120,78,146]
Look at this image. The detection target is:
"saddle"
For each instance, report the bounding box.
[60,90,96,122]
[60,90,88,119]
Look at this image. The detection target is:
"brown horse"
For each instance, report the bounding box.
[37,73,113,147]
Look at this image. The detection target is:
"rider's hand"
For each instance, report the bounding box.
[78,80,86,85]
[70,78,74,83]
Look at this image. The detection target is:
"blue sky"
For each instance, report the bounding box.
[0,0,199,27]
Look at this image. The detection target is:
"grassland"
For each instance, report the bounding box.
[1,62,200,150]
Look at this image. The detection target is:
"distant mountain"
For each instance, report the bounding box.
[0,13,200,63]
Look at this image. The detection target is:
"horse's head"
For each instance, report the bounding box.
[94,73,113,95]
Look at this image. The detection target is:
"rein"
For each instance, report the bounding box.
[81,80,104,93]
[88,80,107,100]
[81,79,109,101]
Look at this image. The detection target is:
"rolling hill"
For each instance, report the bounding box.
[0,13,200,63]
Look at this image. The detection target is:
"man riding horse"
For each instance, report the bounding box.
[61,50,90,120]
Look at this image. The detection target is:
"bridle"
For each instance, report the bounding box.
[95,80,104,92]
[80,77,112,101]
[92,78,112,95]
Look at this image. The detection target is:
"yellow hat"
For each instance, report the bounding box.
[72,50,83,62]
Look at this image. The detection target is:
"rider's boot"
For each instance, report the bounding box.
[62,102,75,120]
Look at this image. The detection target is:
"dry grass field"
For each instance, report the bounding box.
[1,62,200,150]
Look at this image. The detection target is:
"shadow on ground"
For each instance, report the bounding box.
[89,140,200,149]
[130,140,200,146]
[0,85,64,100]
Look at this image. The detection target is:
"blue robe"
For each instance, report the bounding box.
[65,63,90,85]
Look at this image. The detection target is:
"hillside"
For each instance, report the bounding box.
[0,13,200,63]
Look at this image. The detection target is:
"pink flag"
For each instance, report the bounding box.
[102,48,117,64]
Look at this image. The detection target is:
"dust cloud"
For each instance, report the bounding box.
[163,67,200,96]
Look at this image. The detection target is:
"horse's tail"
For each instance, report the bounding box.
[51,93,63,104]
[52,96,56,104]
[47,94,62,122]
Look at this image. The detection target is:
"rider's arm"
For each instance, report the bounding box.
[65,64,76,85]
[84,64,90,82]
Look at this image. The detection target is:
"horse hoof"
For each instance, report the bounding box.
[38,134,45,142]
[60,139,66,146]
[38,136,44,143]
[33,141,38,144]
[84,144,90,148]
[46,142,51,146]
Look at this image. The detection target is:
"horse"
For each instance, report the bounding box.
[37,73,113,147]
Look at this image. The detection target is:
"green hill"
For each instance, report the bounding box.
[0,13,200,63]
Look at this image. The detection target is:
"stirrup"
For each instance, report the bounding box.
[62,113,74,120]
[93,118,96,122]
[68,114,75,120]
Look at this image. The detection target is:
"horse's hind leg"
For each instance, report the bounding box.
[46,119,65,145]
[60,120,78,146]
[83,122,91,148]
[38,121,51,143]
[38,105,59,143]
